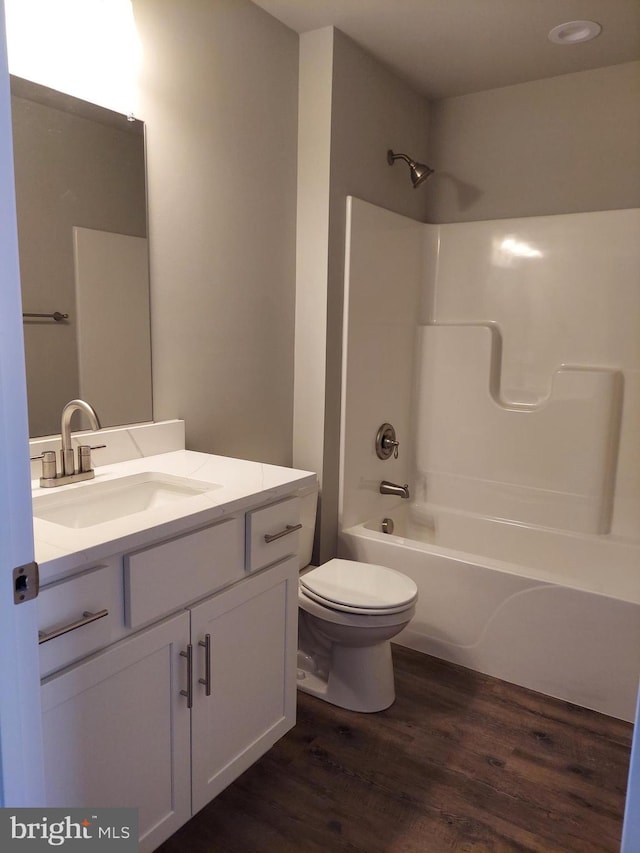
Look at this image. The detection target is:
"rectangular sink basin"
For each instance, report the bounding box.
[33,472,221,529]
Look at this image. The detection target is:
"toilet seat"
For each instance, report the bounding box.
[299,559,417,615]
[300,586,414,615]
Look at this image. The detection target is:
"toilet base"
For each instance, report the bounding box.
[296,641,395,713]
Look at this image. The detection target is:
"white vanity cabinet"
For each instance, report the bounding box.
[41,610,192,851]
[189,555,298,813]
[37,494,302,853]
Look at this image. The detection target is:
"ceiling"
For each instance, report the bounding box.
[252,0,640,99]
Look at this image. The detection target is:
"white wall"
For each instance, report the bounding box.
[133,0,299,466]
[294,27,430,561]
[340,197,423,530]
[74,228,152,428]
[426,61,640,224]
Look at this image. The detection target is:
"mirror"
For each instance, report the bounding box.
[10,75,152,437]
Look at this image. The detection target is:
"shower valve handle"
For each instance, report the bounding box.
[382,436,399,459]
[375,423,400,460]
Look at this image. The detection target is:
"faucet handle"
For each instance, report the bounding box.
[77,443,106,474]
[77,445,92,474]
[31,450,58,482]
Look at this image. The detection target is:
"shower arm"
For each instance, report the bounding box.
[387,151,412,167]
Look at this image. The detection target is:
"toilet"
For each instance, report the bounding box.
[296,484,418,713]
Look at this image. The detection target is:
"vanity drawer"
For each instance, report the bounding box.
[245,496,301,573]
[124,515,244,628]
[38,561,125,678]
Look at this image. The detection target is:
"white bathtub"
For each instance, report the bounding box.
[338,503,640,721]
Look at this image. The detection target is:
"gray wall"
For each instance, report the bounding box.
[426,61,640,223]
[294,28,431,561]
[133,0,298,466]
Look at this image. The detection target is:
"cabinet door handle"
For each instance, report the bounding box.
[263,523,302,544]
[198,633,212,696]
[180,644,193,708]
[38,609,109,644]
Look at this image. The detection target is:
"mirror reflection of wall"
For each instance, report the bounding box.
[11,76,152,437]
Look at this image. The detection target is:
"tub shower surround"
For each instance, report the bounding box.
[338,198,640,720]
[416,324,622,534]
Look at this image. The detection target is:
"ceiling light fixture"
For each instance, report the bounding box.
[548,20,602,44]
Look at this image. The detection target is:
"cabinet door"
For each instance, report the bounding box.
[190,556,298,813]
[41,610,191,853]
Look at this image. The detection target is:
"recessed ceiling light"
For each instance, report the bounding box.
[548,20,602,44]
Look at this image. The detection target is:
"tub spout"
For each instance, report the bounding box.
[380,480,410,499]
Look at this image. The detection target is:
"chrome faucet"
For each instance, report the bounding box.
[35,399,104,488]
[379,480,410,500]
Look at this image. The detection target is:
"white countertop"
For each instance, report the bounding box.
[33,449,316,583]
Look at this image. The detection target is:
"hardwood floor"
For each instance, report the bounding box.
[158,646,632,853]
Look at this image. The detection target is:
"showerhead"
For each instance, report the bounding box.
[387,149,434,188]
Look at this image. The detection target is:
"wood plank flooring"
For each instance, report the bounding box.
[157,646,632,853]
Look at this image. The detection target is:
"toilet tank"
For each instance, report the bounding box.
[297,481,318,569]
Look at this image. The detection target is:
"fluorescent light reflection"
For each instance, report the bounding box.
[493,235,543,267]
[4,0,141,116]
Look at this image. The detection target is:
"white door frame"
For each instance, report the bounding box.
[0,0,45,806]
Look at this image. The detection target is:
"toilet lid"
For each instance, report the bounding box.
[300,559,417,612]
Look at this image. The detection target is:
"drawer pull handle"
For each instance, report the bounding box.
[198,634,212,696]
[180,644,193,708]
[38,609,109,645]
[264,523,302,544]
